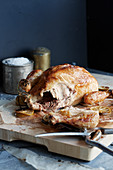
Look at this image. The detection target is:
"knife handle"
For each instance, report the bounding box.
[101,128,113,134]
[85,138,113,156]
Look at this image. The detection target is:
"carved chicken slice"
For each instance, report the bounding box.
[43,106,99,129]
[26,64,98,111]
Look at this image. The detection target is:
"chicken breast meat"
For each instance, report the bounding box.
[25,64,98,111]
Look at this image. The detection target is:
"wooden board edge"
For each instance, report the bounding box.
[0,127,100,161]
[36,137,101,161]
[0,126,113,161]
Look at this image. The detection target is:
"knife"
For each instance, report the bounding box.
[35,127,113,156]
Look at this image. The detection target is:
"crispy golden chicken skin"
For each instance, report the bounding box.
[19,69,43,92]
[84,91,110,105]
[26,64,98,111]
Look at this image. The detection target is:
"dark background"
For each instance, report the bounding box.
[0,0,87,82]
[87,0,113,73]
[0,0,113,84]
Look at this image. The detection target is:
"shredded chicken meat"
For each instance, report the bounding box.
[43,106,99,129]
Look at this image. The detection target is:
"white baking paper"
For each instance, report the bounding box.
[0,100,18,124]
[3,145,105,170]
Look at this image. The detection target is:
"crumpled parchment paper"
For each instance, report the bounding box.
[3,145,105,170]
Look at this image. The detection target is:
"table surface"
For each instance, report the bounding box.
[0,71,113,170]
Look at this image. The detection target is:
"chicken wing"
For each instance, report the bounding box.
[84,91,110,105]
[19,69,43,92]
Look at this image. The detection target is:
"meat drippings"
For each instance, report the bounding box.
[16,112,69,132]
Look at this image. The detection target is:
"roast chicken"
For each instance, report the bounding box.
[24,64,99,111]
[18,64,111,129]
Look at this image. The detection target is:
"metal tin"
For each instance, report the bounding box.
[2,58,34,94]
[32,47,50,71]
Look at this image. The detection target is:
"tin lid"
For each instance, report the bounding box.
[33,47,51,55]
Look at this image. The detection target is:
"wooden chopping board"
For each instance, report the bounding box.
[0,73,113,161]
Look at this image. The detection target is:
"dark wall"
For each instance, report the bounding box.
[87,0,113,73]
[0,0,87,80]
